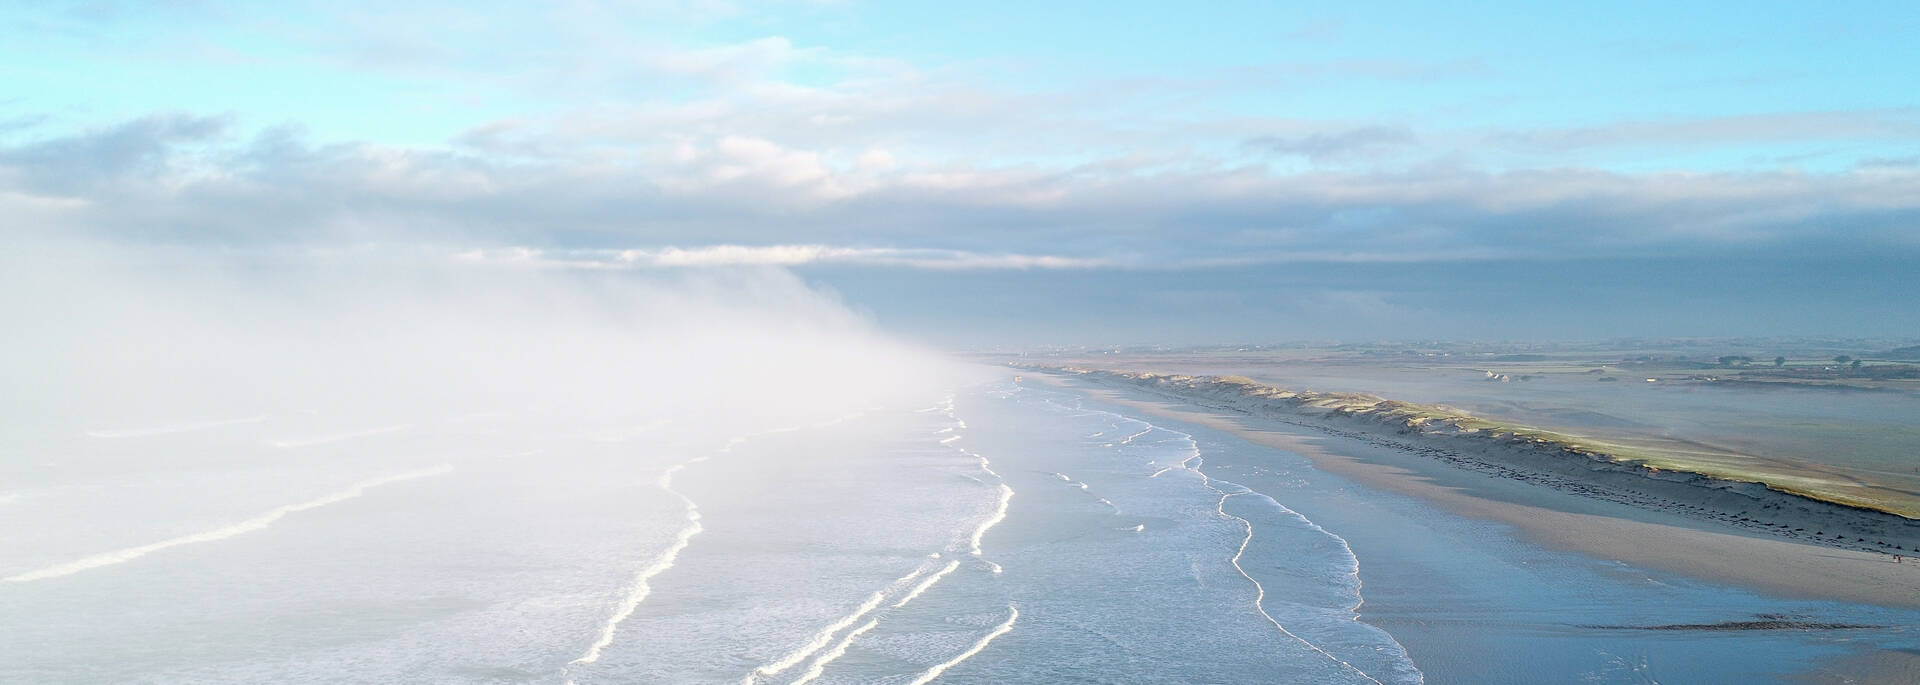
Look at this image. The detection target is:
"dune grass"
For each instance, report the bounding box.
[1112,371,1920,519]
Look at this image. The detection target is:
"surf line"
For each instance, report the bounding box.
[959,449,1001,479]
[1215,489,1382,685]
[969,484,1014,559]
[1035,387,1397,684]
[5,465,453,583]
[757,552,964,685]
[1146,426,1201,478]
[570,423,792,672]
[569,463,704,667]
[570,406,889,670]
[903,604,1019,685]
[743,563,933,683]
[746,390,1010,681]
[735,392,972,684]
[1244,490,1371,614]
[752,551,965,685]
[809,555,971,681]
[894,560,962,608]
[788,619,879,685]
[939,395,1013,575]
[1156,428,1387,685]
[568,430,754,674]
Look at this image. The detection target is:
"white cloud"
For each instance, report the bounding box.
[856,148,895,172]
[645,36,813,83]
[453,245,1117,270]
[7,101,1920,268]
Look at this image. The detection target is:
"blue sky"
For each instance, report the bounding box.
[3,1,1916,343]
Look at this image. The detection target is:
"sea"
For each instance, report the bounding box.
[3,374,1915,683]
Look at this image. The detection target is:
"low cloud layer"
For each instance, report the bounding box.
[4,114,1916,268]
[0,238,964,430]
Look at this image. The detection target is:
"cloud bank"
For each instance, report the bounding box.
[4,113,1916,269]
[0,239,964,434]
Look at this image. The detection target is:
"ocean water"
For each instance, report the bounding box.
[0,377,1419,683]
[4,375,1914,683]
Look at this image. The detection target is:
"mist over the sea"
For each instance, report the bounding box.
[6,3,1919,682]
[2,241,956,431]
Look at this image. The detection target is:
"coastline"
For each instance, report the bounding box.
[1036,369,1920,611]
[1081,368,1920,519]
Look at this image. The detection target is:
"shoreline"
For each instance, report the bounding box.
[1037,369,1920,611]
[1081,368,1920,519]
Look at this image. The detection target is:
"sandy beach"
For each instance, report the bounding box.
[1040,370,1920,612]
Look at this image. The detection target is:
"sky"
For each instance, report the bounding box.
[3,1,1917,345]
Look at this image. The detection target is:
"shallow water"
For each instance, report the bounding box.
[3,375,1914,683]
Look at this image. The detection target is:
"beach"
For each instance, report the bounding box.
[1046,369,1920,607]
[1030,370,1920,682]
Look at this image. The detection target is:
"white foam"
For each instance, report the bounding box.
[787,619,878,685]
[571,463,704,666]
[915,394,954,415]
[750,590,889,681]
[972,453,1000,479]
[748,564,928,681]
[1147,438,1202,478]
[1245,491,1367,611]
[1114,407,1383,682]
[1021,381,1407,683]
[1214,491,1382,684]
[903,605,1018,685]
[4,465,452,583]
[892,560,960,608]
[969,484,1013,556]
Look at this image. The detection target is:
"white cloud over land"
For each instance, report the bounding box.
[453,245,1116,270]
[5,113,1918,269]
